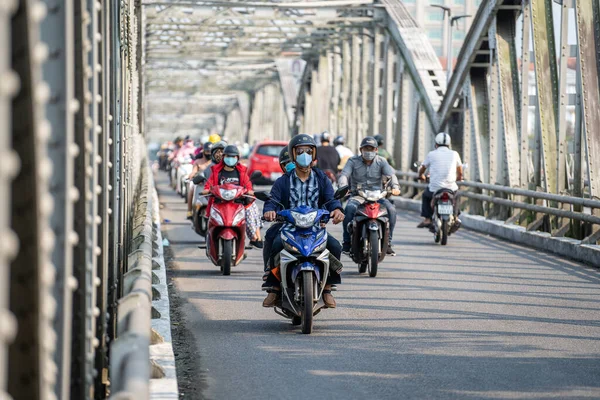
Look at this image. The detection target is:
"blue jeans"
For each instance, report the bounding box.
[265,234,342,286]
[343,198,397,244]
[263,222,283,271]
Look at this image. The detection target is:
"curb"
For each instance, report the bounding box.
[395,197,600,266]
[149,172,179,399]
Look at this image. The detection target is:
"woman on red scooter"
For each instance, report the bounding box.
[203,145,263,248]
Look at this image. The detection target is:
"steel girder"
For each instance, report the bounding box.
[0,1,19,399]
[143,0,376,140]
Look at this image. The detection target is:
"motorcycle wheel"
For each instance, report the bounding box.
[441,220,449,246]
[221,239,232,275]
[301,271,314,334]
[368,230,378,278]
[291,316,301,326]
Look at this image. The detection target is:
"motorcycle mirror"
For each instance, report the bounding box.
[250,170,263,181]
[254,191,271,202]
[192,174,206,185]
[334,185,349,199]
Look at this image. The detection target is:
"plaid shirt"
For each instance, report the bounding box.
[289,170,319,209]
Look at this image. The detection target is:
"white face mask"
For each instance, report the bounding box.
[362,151,376,161]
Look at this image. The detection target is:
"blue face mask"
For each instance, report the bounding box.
[296,153,312,168]
[223,156,238,167]
[285,162,296,173]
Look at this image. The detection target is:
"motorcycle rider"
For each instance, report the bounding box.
[262,134,345,308]
[374,134,395,168]
[417,132,463,228]
[334,135,354,169]
[315,131,340,176]
[186,142,213,219]
[203,145,263,248]
[262,147,294,274]
[339,136,401,256]
[203,141,226,179]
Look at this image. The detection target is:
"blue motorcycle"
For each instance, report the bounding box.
[256,186,348,334]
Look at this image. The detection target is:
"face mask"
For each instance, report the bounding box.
[362,151,376,161]
[296,152,312,168]
[224,156,238,167]
[204,153,211,159]
[285,162,296,173]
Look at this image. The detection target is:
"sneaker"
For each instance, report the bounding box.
[386,245,396,256]
[250,240,264,249]
[186,211,193,220]
[342,242,351,254]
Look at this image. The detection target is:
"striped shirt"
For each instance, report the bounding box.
[422,147,463,192]
[289,170,319,209]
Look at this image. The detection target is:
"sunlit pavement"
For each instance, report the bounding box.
[157,173,600,400]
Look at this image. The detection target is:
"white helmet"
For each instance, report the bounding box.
[435,132,451,146]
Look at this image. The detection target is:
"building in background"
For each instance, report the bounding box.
[403,0,482,64]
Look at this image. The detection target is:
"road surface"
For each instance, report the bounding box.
[156,173,600,400]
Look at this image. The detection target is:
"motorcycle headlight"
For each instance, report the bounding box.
[232,209,245,226]
[283,240,300,254]
[365,190,383,202]
[210,207,224,225]
[219,188,237,201]
[314,239,327,253]
[291,210,317,228]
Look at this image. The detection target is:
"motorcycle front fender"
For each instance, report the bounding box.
[218,228,237,240]
[368,221,379,231]
[291,261,320,284]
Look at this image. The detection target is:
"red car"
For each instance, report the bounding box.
[247,141,288,183]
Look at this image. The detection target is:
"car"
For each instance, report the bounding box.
[247,140,288,184]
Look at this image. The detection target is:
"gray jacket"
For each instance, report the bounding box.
[338,155,399,192]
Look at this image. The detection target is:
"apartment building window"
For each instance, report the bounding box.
[428,11,444,21]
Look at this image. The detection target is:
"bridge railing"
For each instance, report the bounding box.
[396,171,600,246]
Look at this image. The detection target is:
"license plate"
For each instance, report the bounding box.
[271,172,283,180]
[437,204,453,215]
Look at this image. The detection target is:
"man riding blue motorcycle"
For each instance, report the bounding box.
[262,134,345,309]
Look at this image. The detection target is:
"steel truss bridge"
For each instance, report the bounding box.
[1,0,599,398]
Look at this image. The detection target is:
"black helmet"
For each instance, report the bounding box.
[212,141,226,154]
[360,136,378,149]
[203,142,213,153]
[334,135,345,146]
[321,131,331,143]
[288,134,317,160]
[374,134,384,147]
[223,145,239,157]
[279,146,291,167]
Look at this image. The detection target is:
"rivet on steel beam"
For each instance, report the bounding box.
[0,230,19,259]
[41,228,56,252]
[31,1,47,22]
[0,150,21,179]
[70,99,80,113]
[36,83,51,104]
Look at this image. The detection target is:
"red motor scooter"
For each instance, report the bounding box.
[205,183,252,275]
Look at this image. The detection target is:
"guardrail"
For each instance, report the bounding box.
[396,171,600,245]
[110,162,154,399]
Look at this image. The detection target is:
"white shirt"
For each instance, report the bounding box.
[335,145,354,159]
[422,146,462,192]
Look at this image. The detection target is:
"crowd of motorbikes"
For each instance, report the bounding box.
[157,141,463,334]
